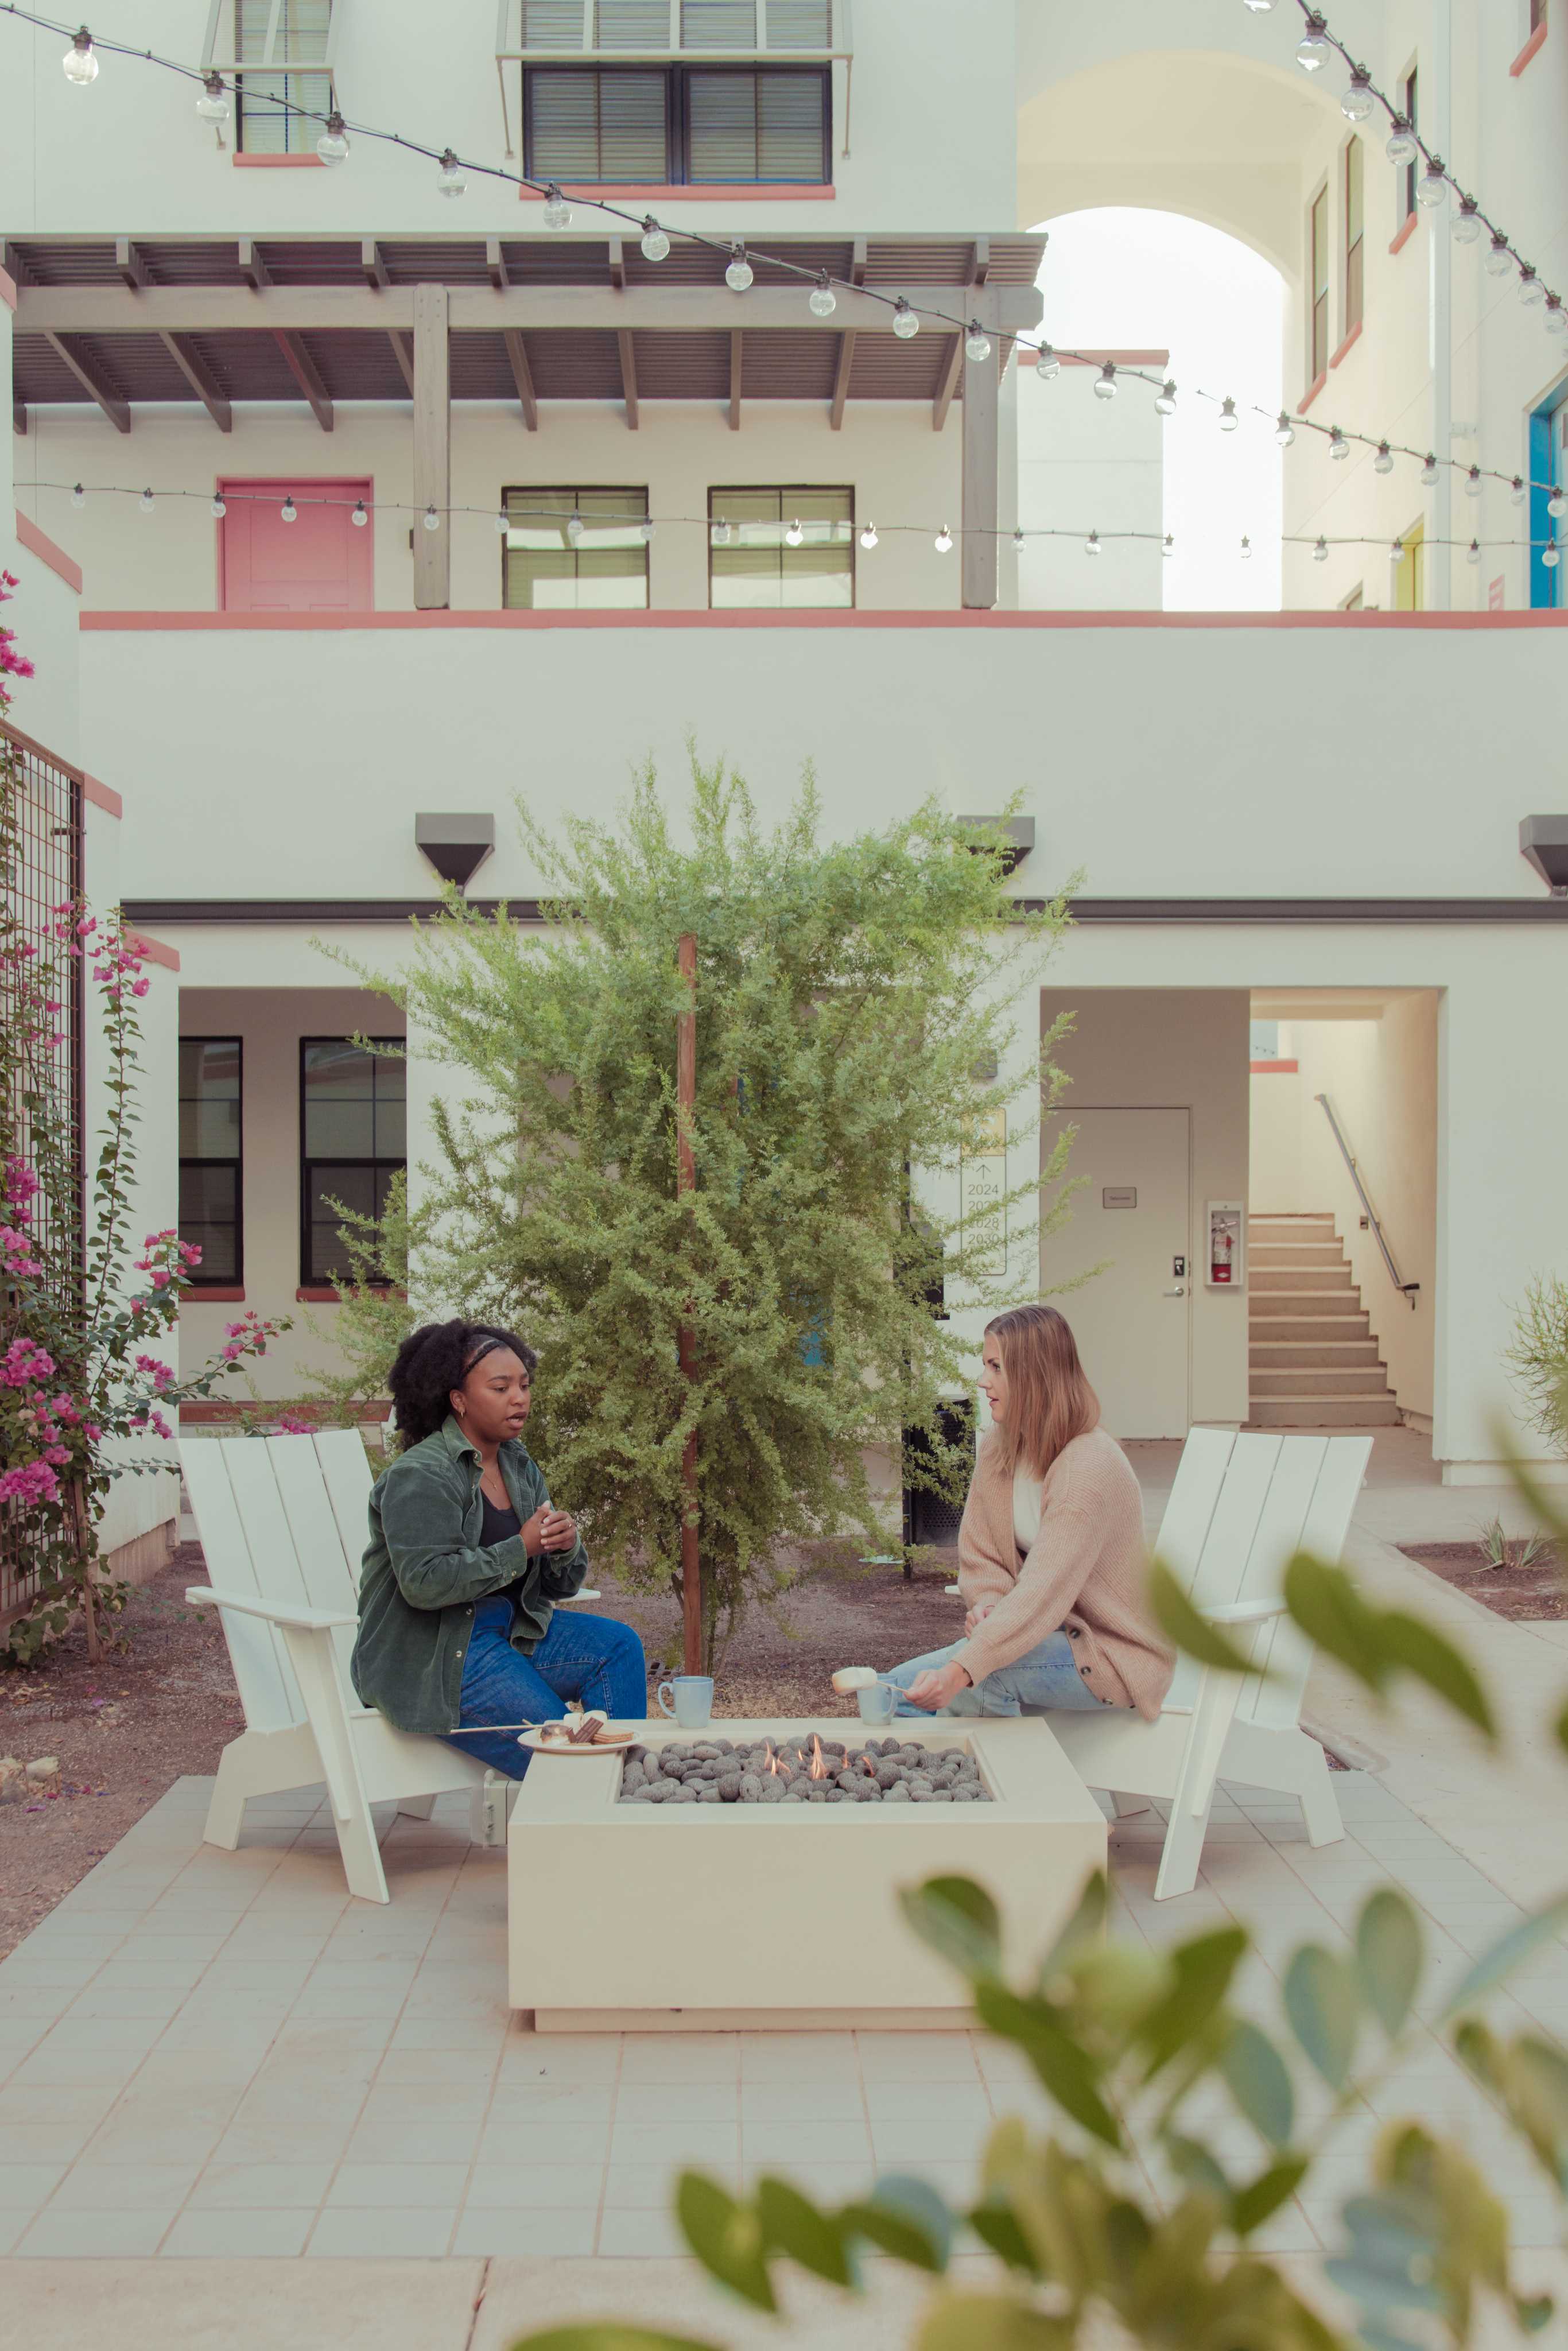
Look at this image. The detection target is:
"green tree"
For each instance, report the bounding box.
[339,752,1076,1666]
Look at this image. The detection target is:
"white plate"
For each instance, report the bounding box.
[518,1725,635,1756]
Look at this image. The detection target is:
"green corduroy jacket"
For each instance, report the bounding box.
[351,1414,589,1735]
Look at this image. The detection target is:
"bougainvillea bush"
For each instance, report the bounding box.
[0,580,284,1661]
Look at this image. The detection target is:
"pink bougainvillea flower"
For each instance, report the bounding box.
[0,1460,60,1506]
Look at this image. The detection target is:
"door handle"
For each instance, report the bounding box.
[1163,1285,1186,1297]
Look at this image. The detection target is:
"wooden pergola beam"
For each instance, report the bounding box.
[238,238,271,294]
[729,330,742,432]
[829,332,855,430]
[412,283,449,610]
[617,328,639,430]
[486,238,509,293]
[932,333,963,433]
[42,332,130,432]
[388,332,415,395]
[161,333,232,430]
[273,330,333,430]
[502,329,538,430]
[115,238,150,292]
[13,403,25,437]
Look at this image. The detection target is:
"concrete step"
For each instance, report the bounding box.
[1249,1267,1353,1293]
[1250,1313,1373,1342]
[1249,1396,1402,1428]
[1248,1213,1337,1237]
[1251,1243,1347,1268]
[1250,1339,1381,1368]
[1251,1367,1391,1400]
[1250,1291,1368,1322]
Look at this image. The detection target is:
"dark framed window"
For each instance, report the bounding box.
[524,63,829,183]
[1344,137,1364,337]
[1399,67,1419,223]
[502,487,650,610]
[232,0,333,156]
[1309,187,1330,383]
[299,1039,405,1289]
[179,1037,243,1287]
[1532,0,1547,34]
[709,487,853,609]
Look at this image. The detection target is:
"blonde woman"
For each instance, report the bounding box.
[883,1305,1174,1719]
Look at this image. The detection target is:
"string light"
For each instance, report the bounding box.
[1295,12,1330,71]
[1466,540,1481,565]
[541,184,570,229]
[891,300,919,340]
[1464,467,1482,499]
[209,492,225,518]
[639,218,669,262]
[1342,68,1374,122]
[492,508,509,534]
[436,149,465,199]
[1093,363,1117,401]
[1520,266,1544,308]
[1084,530,1101,557]
[422,504,441,532]
[934,525,953,553]
[859,522,878,550]
[639,518,655,544]
[1512,478,1527,506]
[138,488,153,512]
[1219,397,1239,432]
[1486,235,1513,280]
[1240,535,1252,560]
[1550,488,1567,522]
[711,519,731,547]
[1012,526,1024,552]
[1388,538,1404,565]
[280,494,297,522]
[1156,380,1177,416]
[355,500,371,527]
[1416,157,1449,210]
[784,517,804,547]
[1548,295,1568,339]
[1420,454,1439,486]
[1313,538,1329,562]
[809,273,836,319]
[965,321,992,362]
[565,514,584,544]
[725,245,753,293]
[1375,443,1394,473]
[1162,534,1175,558]
[196,72,228,123]
[1386,117,1418,168]
[1545,544,1561,569]
[1275,412,1295,447]
[61,24,95,83]
[317,110,348,166]
[1451,197,1481,245]
[70,482,83,508]
[1330,428,1348,459]
[1037,343,1059,380]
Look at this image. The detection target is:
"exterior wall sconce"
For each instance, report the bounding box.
[415,813,495,891]
[958,814,1035,875]
[1520,815,1568,894]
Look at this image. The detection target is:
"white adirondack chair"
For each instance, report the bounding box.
[181,1430,492,1904]
[1049,1427,1372,1900]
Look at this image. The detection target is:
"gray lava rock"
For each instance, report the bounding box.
[929,1788,954,1802]
[643,1779,673,1803]
[698,1782,722,1803]
[667,1781,698,1804]
[874,1763,903,1789]
[883,1782,912,1802]
[692,1743,720,1759]
[909,1784,934,1802]
[622,1785,649,1801]
[717,1774,743,1802]
[659,1752,686,1778]
[738,1774,763,1803]
[907,1775,934,1796]
[759,1777,789,1805]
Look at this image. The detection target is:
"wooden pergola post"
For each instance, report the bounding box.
[676,932,702,1674]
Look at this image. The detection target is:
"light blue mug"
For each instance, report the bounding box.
[657,1675,715,1729]
[856,1681,901,1725]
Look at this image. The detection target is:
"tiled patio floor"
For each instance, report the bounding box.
[2,1757,1565,2260]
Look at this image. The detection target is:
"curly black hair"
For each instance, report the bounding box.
[388,1320,539,1450]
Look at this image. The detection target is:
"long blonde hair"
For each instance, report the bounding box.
[985,1305,1099,1480]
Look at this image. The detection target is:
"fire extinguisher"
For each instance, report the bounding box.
[1212,1225,1234,1285]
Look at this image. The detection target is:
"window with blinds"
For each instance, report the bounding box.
[234,0,333,154]
[526,63,828,180]
[502,488,650,610]
[517,0,832,42]
[709,488,853,610]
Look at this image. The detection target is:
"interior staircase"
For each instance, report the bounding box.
[1248,1212,1400,1429]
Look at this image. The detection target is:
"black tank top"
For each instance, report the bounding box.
[479,1492,522,1549]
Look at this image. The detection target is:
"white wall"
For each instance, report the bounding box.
[1015,352,1166,610]
[0,0,1017,236]
[1041,988,1251,1427]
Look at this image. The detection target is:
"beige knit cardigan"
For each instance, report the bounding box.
[954,1426,1175,1720]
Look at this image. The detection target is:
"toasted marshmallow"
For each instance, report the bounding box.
[831,1666,879,1694]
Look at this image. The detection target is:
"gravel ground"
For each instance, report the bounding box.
[1398,1539,1566,1622]
[0,1538,965,1956]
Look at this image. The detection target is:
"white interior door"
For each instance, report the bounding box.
[1042,1107,1191,1439]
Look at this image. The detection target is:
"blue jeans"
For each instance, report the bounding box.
[883,1628,1112,1717]
[443,1598,647,1779]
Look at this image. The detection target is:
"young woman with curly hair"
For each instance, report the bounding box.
[882,1305,1173,1721]
[351,1318,646,1775]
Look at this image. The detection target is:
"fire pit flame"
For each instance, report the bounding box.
[808,1735,828,1781]
[762,1740,780,1778]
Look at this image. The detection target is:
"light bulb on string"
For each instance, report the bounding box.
[725,245,754,292]
[1084,530,1101,556]
[493,508,509,534]
[317,110,349,165]
[1545,543,1562,569]
[1487,235,1513,278]
[1465,466,1483,498]
[1295,13,1330,71]
[1342,68,1374,122]
[784,517,804,548]
[541,184,571,228]
[1548,296,1568,339]
[209,493,226,518]
[711,518,731,547]
[1330,428,1349,459]
[63,28,97,84]
[859,522,878,550]
[196,73,230,123]
[892,299,919,339]
[1388,538,1404,565]
[1093,362,1117,401]
[1420,453,1439,485]
[639,218,669,262]
[1466,539,1481,565]
[1240,535,1252,561]
[1012,527,1025,553]
[1374,441,1394,473]
[1550,488,1567,521]
[1036,342,1059,379]
[1416,157,1449,209]
[281,495,297,522]
[422,505,441,533]
[437,150,466,198]
[1451,197,1481,245]
[1520,265,1544,307]
[1313,537,1329,562]
[934,525,953,554]
[1275,411,1296,447]
[1512,477,1527,506]
[1219,397,1239,432]
[139,488,154,513]
[965,321,992,362]
[809,274,836,318]
[1155,379,1177,415]
[1162,534,1175,558]
[1386,117,1418,167]
[71,483,84,509]
[566,514,584,544]
[349,500,368,527]
[639,519,655,544]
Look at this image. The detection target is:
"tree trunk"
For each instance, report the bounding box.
[69,1477,100,1664]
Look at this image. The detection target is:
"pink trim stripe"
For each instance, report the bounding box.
[1390,213,1419,257]
[1329,321,1363,368]
[82,774,123,818]
[1511,21,1548,73]
[1298,367,1328,414]
[124,929,181,972]
[13,511,84,595]
[234,153,323,167]
[519,183,835,200]
[0,266,15,313]
[77,607,1568,632]
[1251,1059,1300,1074]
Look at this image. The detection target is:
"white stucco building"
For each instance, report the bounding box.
[2,0,1566,1603]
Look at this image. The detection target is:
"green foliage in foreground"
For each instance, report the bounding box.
[507,1490,1568,2351]
[1505,1274,1568,1460]
[334,754,1077,1666]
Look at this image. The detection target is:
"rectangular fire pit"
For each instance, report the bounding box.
[507,1717,1106,2032]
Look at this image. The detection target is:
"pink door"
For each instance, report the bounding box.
[219,479,373,612]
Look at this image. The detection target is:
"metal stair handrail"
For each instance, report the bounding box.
[1313,1094,1419,1310]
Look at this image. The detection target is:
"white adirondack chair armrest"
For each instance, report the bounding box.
[186,1585,357,1633]
[1201,1597,1290,1625]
